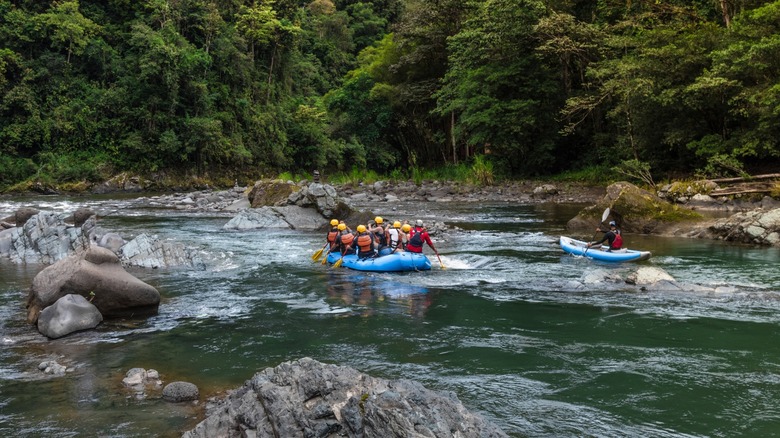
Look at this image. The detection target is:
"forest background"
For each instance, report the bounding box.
[1,0,779,191]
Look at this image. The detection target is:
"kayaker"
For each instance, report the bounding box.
[355,224,376,259]
[406,220,439,256]
[336,223,356,255]
[587,221,623,251]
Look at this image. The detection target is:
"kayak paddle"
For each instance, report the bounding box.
[583,207,610,256]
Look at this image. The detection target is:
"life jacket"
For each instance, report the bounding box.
[611,232,623,249]
[408,227,424,248]
[327,229,338,245]
[374,229,387,247]
[356,232,374,256]
[339,232,354,252]
[387,228,399,249]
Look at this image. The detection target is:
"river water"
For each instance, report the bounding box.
[1,196,780,437]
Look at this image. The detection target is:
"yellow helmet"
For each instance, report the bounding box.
[338,223,346,231]
[402,224,411,232]
[374,216,383,224]
[357,224,367,233]
[393,221,401,229]
[330,219,338,226]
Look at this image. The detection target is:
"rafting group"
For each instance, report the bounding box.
[312,217,443,272]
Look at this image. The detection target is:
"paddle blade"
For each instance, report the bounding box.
[601,207,611,223]
[436,254,446,270]
[311,248,324,261]
[333,257,344,268]
[321,254,328,265]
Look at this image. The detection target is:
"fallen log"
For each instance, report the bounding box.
[710,173,780,184]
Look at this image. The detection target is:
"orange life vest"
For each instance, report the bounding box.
[356,233,374,253]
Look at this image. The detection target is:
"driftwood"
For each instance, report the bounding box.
[710,188,775,197]
[710,173,780,184]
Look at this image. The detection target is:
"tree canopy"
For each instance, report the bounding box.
[1,0,778,188]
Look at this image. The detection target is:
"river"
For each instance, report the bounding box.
[1,195,780,437]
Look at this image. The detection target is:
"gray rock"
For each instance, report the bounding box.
[163,381,199,402]
[0,212,91,264]
[223,206,328,231]
[36,294,103,339]
[27,246,160,323]
[626,267,675,285]
[97,232,126,253]
[183,357,507,438]
[120,233,205,269]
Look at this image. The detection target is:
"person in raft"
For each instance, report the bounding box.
[387,221,403,253]
[406,220,439,256]
[325,219,340,253]
[587,220,623,251]
[354,224,376,259]
[336,223,356,255]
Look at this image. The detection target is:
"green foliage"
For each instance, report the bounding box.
[469,155,494,186]
[0,155,36,188]
[697,154,749,179]
[550,165,617,184]
[35,149,113,183]
[1,0,779,191]
[612,159,655,189]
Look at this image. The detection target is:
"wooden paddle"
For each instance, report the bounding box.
[436,253,446,270]
[583,208,610,256]
[311,242,328,261]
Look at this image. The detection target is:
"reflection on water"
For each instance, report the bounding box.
[2,197,780,437]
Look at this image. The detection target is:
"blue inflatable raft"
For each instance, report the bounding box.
[559,236,651,263]
[325,251,432,272]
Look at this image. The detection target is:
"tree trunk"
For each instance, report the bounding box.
[450,111,457,164]
[267,43,276,105]
[720,0,732,28]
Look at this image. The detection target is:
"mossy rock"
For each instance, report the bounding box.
[663,180,718,202]
[568,181,701,234]
[248,179,297,208]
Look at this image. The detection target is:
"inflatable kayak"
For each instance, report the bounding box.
[559,236,651,262]
[325,251,432,272]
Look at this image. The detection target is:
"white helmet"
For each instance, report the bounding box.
[415,220,423,227]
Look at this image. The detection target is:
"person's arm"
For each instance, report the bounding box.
[424,233,437,254]
[590,233,609,246]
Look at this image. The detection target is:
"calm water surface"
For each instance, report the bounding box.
[1,196,780,437]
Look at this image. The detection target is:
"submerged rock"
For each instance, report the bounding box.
[184,357,507,438]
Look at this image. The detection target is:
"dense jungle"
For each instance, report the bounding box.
[1,0,779,191]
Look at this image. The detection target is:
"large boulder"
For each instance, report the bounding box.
[184,357,507,438]
[568,182,701,234]
[248,179,298,208]
[27,246,160,323]
[36,294,103,339]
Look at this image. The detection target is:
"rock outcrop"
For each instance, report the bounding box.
[119,233,205,269]
[184,357,507,438]
[0,209,204,269]
[36,294,103,339]
[705,207,780,246]
[248,180,298,208]
[27,246,160,323]
[0,211,94,264]
[568,182,701,234]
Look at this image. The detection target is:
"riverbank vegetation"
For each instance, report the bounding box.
[1,0,779,192]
